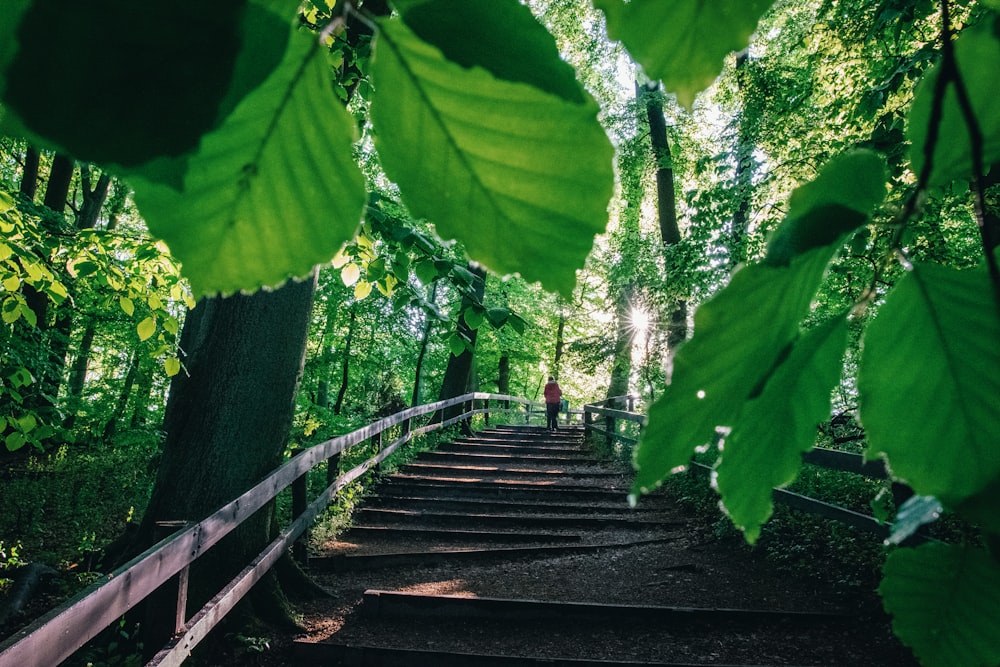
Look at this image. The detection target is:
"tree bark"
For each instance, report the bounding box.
[436,265,487,428]
[640,82,688,356]
[333,306,357,415]
[606,282,634,407]
[19,145,39,200]
[103,348,140,440]
[411,282,438,406]
[131,274,317,650]
[553,308,566,380]
[730,51,756,270]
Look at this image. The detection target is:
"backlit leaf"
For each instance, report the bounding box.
[716,314,848,543]
[594,0,772,108]
[881,543,1000,667]
[908,15,1000,187]
[370,14,613,297]
[137,316,156,342]
[354,281,372,300]
[164,357,181,377]
[859,258,1000,510]
[341,264,361,287]
[129,7,366,296]
[633,247,832,495]
[119,296,135,316]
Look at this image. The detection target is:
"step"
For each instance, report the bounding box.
[360,590,851,626]
[354,508,681,531]
[309,537,680,571]
[342,525,583,544]
[363,495,669,515]
[293,642,717,666]
[398,463,624,479]
[416,451,594,465]
[378,480,631,502]
[293,642,729,667]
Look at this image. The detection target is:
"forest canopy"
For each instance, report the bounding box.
[1,1,999,665]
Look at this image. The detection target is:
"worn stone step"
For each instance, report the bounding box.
[378,480,630,502]
[342,525,583,544]
[360,590,851,626]
[398,462,624,479]
[363,495,666,515]
[416,451,594,465]
[354,507,680,531]
[309,537,679,571]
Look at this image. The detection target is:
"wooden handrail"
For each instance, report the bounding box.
[582,400,921,542]
[0,393,531,667]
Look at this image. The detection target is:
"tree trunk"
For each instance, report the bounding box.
[606,282,634,407]
[19,145,39,200]
[77,165,112,230]
[22,155,74,414]
[103,348,140,440]
[129,359,154,429]
[553,308,566,380]
[497,355,510,395]
[640,81,688,357]
[411,282,438,406]
[436,265,487,428]
[131,273,318,651]
[333,306,357,415]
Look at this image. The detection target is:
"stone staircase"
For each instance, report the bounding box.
[289,424,915,666]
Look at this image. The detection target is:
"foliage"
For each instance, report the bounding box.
[2,0,999,664]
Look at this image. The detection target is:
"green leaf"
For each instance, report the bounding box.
[908,15,1000,187]
[716,314,848,543]
[633,247,833,495]
[164,357,181,377]
[2,0,246,166]
[341,264,361,287]
[486,307,510,328]
[414,259,438,284]
[129,10,366,296]
[391,0,586,104]
[354,281,373,300]
[765,150,887,266]
[463,306,485,330]
[5,431,26,452]
[370,15,613,297]
[137,316,156,342]
[448,334,467,356]
[594,0,772,107]
[859,258,1000,509]
[119,296,135,317]
[881,543,1000,667]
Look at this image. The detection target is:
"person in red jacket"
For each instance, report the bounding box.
[543,376,562,430]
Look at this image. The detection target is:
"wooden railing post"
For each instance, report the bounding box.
[148,520,191,648]
[291,448,308,565]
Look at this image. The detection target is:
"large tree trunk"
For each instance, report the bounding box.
[436,265,486,428]
[640,82,688,360]
[131,273,318,651]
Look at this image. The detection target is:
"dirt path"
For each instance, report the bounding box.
[233,425,916,666]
